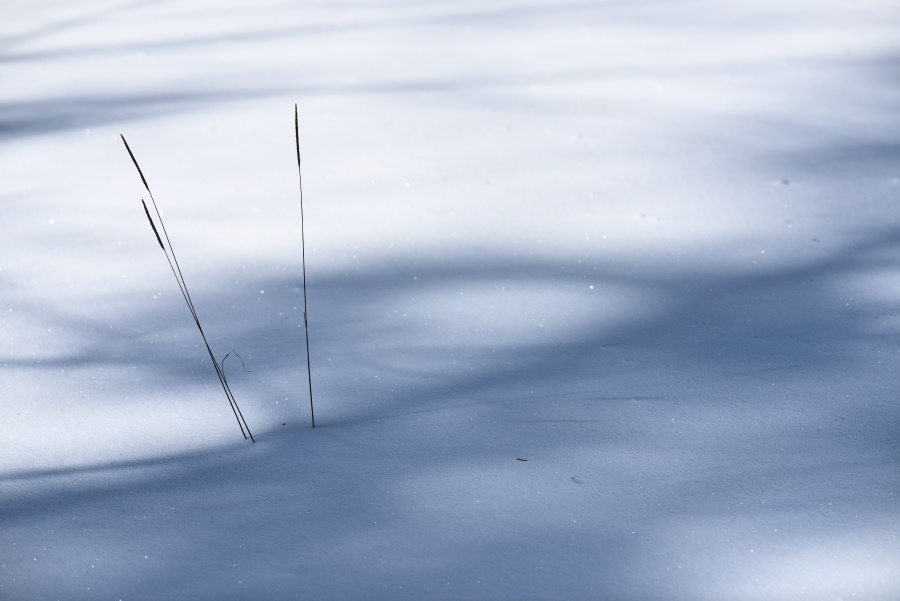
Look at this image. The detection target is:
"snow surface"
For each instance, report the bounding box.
[2,0,899,599]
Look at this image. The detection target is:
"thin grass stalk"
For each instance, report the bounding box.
[295,104,315,428]
[143,199,248,440]
[122,135,254,441]
[145,194,254,442]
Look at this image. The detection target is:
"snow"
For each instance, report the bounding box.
[2,0,899,599]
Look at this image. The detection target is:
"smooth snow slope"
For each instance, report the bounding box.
[1,1,899,599]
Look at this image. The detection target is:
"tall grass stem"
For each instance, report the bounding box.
[295,104,315,428]
[122,135,254,442]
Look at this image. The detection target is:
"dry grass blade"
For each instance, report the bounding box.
[121,135,254,442]
[121,134,150,193]
[295,103,315,428]
[142,199,165,251]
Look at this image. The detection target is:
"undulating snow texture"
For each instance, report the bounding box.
[1,1,899,599]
